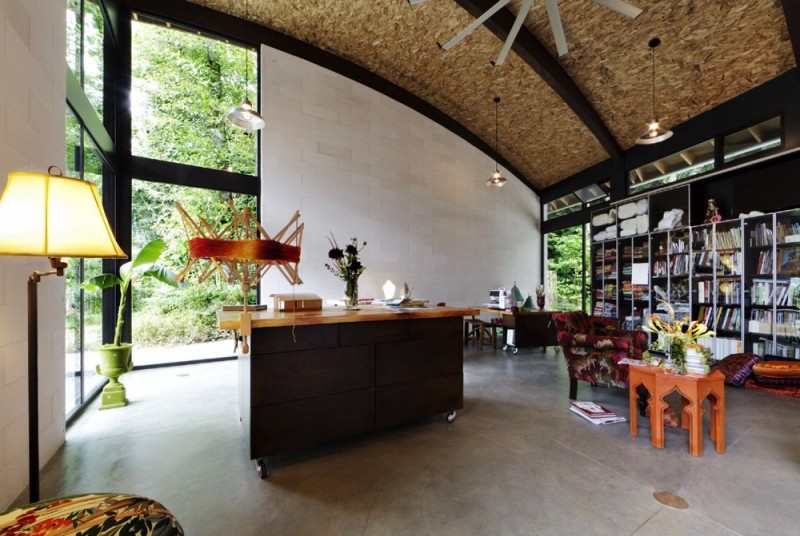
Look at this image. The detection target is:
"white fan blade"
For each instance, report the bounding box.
[495,0,533,66]
[545,0,568,58]
[441,0,513,51]
[592,0,643,19]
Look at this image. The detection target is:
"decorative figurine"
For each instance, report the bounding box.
[704,198,722,223]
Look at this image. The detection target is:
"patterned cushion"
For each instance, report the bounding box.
[0,493,183,535]
[714,353,761,387]
[751,361,800,387]
[552,311,594,335]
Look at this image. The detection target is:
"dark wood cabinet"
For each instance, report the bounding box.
[235,312,467,472]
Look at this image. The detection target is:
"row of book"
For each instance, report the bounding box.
[776,221,800,243]
[753,338,800,359]
[749,222,774,247]
[749,278,800,307]
[696,305,742,332]
[569,401,626,425]
[754,250,774,274]
[716,227,743,250]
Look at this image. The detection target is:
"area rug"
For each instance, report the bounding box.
[744,378,800,398]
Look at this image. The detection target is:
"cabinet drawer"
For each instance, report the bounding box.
[376,374,463,429]
[252,323,338,354]
[408,316,462,340]
[376,336,462,385]
[251,345,374,406]
[339,319,407,346]
[250,388,375,458]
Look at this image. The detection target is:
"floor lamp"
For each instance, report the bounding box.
[0,168,126,503]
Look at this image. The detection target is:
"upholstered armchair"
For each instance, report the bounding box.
[552,311,649,399]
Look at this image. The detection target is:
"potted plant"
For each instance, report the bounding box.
[82,238,181,409]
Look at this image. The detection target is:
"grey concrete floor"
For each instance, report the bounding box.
[42,346,800,535]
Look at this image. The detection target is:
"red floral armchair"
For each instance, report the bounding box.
[552,311,649,399]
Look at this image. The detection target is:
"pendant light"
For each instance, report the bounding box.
[635,37,672,145]
[226,2,264,130]
[487,96,507,187]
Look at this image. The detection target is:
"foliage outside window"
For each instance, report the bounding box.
[546,225,587,312]
[130,181,257,363]
[64,108,106,415]
[131,19,258,176]
[66,0,104,118]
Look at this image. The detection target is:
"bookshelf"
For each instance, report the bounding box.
[590,192,800,361]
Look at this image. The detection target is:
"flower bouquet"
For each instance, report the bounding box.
[644,298,714,374]
[325,235,367,309]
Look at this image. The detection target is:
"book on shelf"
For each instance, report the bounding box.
[568,405,627,425]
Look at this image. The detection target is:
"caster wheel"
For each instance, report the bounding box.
[513,347,518,355]
[255,458,270,479]
[503,345,509,351]
[446,411,457,423]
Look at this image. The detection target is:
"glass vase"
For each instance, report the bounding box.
[344,277,359,309]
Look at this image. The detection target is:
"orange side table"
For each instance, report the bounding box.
[628,365,725,456]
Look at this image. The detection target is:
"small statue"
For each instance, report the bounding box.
[704,198,722,224]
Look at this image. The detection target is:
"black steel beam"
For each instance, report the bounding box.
[781,0,800,69]
[453,0,624,161]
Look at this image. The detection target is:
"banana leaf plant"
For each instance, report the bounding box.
[81,238,182,347]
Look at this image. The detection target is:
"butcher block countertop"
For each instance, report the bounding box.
[218,304,479,330]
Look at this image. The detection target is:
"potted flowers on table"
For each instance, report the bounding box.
[325,235,367,309]
[645,298,715,374]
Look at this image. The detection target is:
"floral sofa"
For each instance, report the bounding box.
[552,311,650,399]
[0,493,183,535]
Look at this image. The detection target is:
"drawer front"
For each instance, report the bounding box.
[376,336,462,386]
[252,324,339,354]
[251,345,374,406]
[250,389,375,458]
[408,316,463,340]
[376,373,463,429]
[339,319,407,346]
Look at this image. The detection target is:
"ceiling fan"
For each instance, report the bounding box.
[412,0,642,61]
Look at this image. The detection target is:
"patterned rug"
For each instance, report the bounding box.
[744,378,800,398]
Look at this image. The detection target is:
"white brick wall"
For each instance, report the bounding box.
[260,46,541,309]
[0,0,66,509]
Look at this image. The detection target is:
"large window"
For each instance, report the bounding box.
[67,0,105,118]
[65,108,107,415]
[131,17,258,175]
[545,225,588,312]
[130,181,257,366]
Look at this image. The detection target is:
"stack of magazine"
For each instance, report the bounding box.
[569,400,627,425]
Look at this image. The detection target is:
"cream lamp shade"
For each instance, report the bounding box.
[382,279,396,300]
[0,171,126,258]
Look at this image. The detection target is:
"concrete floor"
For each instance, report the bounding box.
[41,346,800,535]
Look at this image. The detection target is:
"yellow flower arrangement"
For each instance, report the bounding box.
[645,299,715,372]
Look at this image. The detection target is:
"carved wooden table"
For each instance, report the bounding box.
[628,365,725,456]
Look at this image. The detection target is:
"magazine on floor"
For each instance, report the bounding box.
[569,401,627,425]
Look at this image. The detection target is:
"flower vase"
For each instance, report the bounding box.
[536,295,545,310]
[345,278,359,309]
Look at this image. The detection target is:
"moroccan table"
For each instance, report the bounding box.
[628,364,725,456]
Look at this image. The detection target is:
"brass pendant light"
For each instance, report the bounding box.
[226,1,264,130]
[635,37,673,145]
[487,96,507,187]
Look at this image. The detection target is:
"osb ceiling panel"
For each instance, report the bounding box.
[186,0,795,191]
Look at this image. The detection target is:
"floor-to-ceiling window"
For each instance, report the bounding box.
[65,0,114,417]
[545,224,589,313]
[64,1,262,414]
[125,14,260,367]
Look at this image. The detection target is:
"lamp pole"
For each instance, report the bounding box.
[27,258,66,503]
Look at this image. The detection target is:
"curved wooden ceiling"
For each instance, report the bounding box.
[188,0,795,192]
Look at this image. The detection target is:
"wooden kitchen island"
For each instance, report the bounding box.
[218,305,478,477]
